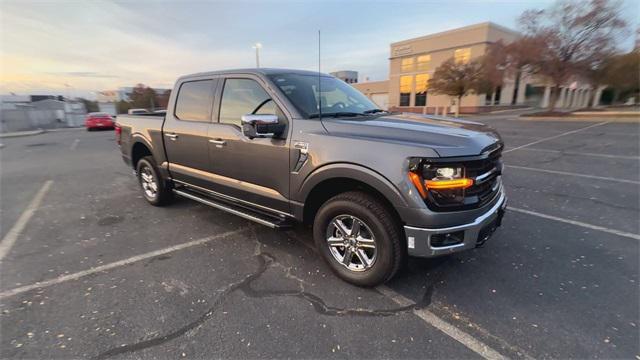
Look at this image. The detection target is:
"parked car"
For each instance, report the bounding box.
[85,112,115,131]
[115,69,506,286]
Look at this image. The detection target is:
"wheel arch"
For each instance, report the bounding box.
[130,138,153,170]
[298,164,408,226]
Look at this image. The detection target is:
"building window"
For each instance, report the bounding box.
[399,75,412,106]
[416,55,431,71]
[401,58,414,72]
[414,74,429,106]
[454,48,471,64]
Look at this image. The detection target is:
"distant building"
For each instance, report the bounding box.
[353,80,389,110]
[353,22,594,114]
[330,70,358,84]
[0,97,86,132]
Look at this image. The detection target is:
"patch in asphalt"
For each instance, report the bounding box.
[92,250,426,360]
[25,142,57,147]
[96,215,123,226]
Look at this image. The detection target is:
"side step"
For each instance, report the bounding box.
[173,188,293,229]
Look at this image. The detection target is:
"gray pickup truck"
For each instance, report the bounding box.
[115,68,506,286]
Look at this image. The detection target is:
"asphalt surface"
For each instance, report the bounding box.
[1,117,638,359]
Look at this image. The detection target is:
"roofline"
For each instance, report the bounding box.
[178,68,334,81]
[390,22,519,47]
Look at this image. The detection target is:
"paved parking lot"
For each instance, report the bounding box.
[1,117,638,359]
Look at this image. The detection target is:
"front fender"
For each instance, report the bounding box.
[297,162,409,208]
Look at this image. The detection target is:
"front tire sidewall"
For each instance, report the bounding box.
[314,197,396,287]
[136,157,169,206]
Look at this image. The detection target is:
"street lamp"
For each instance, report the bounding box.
[253,42,262,68]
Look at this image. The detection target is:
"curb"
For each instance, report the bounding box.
[517,116,640,123]
[0,129,46,138]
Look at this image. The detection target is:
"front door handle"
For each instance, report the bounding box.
[209,139,226,147]
[165,133,178,140]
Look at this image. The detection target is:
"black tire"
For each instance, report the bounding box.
[313,191,404,287]
[136,156,172,206]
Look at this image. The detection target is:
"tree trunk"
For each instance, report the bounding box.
[456,95,461,117]
[547,84,560,112]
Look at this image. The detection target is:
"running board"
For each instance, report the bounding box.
[173,188,292,229]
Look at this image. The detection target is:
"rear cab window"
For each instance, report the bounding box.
[174,79,215,122]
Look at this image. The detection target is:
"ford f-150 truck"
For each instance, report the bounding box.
[116,69,506,286]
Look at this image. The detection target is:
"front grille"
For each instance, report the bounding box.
[425,145,503,211]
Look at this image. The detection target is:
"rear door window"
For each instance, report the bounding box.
[174,80,215,122]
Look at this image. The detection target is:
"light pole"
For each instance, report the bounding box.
[253,42,262,68]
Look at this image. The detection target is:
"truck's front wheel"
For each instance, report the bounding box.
[313,191,404,287]
[136,156,172,206]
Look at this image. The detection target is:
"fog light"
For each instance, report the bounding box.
[430,231,464,247]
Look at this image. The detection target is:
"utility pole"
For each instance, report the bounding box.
[253,43,262,68]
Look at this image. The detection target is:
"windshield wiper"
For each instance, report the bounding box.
[363,109,388,114]
[308,112,366,119]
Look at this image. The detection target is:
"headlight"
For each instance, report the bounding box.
[408,160,474,206]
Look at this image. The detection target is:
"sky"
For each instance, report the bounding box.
[1,0,638,99]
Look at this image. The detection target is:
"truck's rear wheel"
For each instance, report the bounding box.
[313,191,404,287]
[136,156,172,206]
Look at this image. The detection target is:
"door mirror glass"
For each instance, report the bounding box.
[241,114,284,138]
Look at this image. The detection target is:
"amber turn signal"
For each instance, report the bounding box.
[425,178,474,190]
[408,172,427,198]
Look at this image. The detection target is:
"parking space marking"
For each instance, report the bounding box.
[0,228,246,299]
[70,139,79,150]
[509,207,640,241]
[503,121,610,153]
[518,147,640,160]
[377,286,507,360]
[506,165,640,184]
[0,180,53,262]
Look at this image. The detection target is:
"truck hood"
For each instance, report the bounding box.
[321,113,502,157]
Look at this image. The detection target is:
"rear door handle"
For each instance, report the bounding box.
[165,133,178,140]
[209,139,226,147]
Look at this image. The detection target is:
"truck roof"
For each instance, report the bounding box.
[178,68,333,81]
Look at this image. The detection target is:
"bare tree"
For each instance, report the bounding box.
[429,58,485,117]
[514,0,628,110]
[476,41,508,104]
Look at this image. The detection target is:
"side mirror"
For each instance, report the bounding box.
[241,114,285,138]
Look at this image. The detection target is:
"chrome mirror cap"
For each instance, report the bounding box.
[241,114,280,138]
[241,114,278,125]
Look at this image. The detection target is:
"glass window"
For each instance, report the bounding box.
[219,79,277,127]
[414,74,429,107]
[416,55,431,71]
[401,58,414,72]
[267,73,378,118]
[399,75,412,107]
[454,48,471,64]
[174,80,214,121]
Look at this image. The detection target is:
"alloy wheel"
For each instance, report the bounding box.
[326,215,377,272]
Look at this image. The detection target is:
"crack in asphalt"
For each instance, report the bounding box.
[93,247,426,359]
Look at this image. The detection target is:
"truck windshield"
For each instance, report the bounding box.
[267,73,382,119]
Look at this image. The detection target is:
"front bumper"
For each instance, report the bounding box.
[404,191,507,258]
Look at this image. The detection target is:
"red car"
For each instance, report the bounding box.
[85,112,115,131]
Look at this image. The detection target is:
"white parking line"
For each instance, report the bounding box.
[70,139,79,150]
[519,147,640,160]
[509,207,640,241]
[506,165,640,185]
[377,286,507,360]
[0,180,53,262]
[503,121,610,153]
[0,228,246,299]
